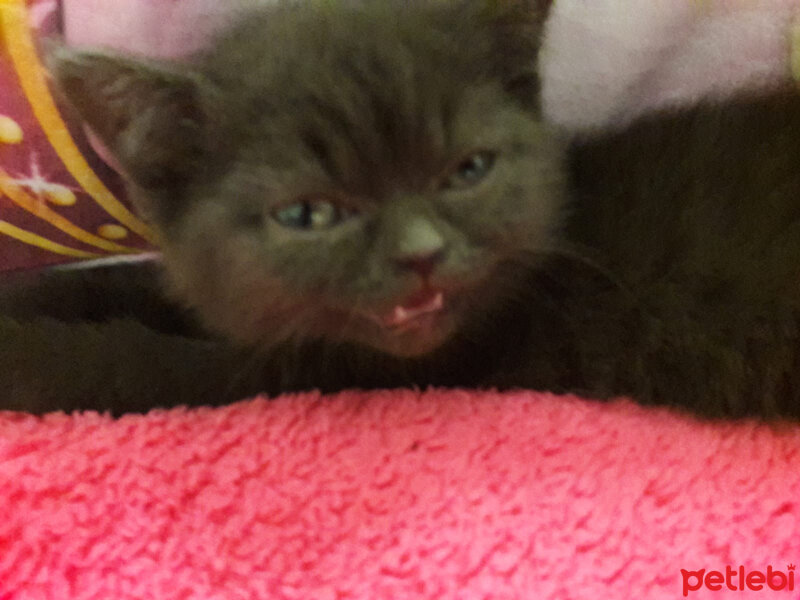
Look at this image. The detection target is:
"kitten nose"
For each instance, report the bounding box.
[393,217,447,278]
[394,248,447,278]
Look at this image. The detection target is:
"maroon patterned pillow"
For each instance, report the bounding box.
[0,0,155,272]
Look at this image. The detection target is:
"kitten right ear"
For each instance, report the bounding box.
[46,44,218,190]
[482,0,551,110]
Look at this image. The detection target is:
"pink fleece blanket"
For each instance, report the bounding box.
[1,391,799,599]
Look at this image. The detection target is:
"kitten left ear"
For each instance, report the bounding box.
[45,44,219,191]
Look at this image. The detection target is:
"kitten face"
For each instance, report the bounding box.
[162,87,565,356]
[49,1,564,357]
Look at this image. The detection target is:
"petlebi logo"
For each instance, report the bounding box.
[681,564,795,596]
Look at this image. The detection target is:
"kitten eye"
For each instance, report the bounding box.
[272,198,353,230]
[442,151,496,189]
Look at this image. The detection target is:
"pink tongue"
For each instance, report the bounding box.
[385,291,444,327]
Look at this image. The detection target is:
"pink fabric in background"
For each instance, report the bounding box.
[539,0,800,132]
[1,389,798,599]
[62,0,255,58]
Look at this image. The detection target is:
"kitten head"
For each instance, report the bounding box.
[48,0,565,358]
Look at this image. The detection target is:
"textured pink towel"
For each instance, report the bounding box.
[1,390,799,599]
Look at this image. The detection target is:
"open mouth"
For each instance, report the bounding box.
[373,288,446,332]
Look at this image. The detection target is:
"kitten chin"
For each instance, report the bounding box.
[337,288,465,359]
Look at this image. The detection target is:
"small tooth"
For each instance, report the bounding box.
[384,291,445,327]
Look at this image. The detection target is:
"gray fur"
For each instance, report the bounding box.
[3,0,800,419]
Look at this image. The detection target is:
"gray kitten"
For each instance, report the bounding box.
[3,0,800,419]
